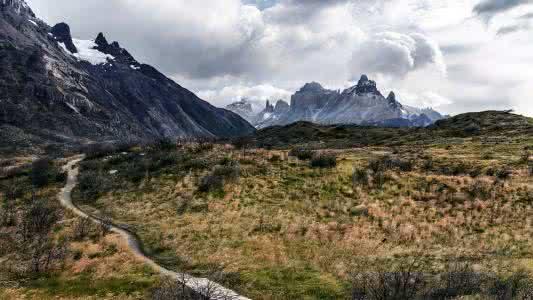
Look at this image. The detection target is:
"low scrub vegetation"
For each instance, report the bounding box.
[289,147,314,160]
[310,153,337,168]
[70,133,533,299]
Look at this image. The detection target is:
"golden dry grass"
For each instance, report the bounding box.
[75,143,533,298]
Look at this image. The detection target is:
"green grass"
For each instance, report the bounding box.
[26,273,155,298]
[244,266,347,299]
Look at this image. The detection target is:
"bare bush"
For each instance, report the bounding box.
[311,153,337,169]
[99,215,113,237]
[151,268,240,300]
[198,175,224,193]
[213,165,240,183]
[352,168,370,187]
[232,136,254,157]
[350,260,533,300]
[429,262,486,299]
[489,270,533,300]
[16,200,67,274]
[368,156,414,173]
[289,148,314,160]
[72,217,93,241]
[350,259,426,300]
[151,276,198,300]
[30,158,53,188]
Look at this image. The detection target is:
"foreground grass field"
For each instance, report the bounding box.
[0,159,160,299]
[73,135,533,298]
[2,111,532,299]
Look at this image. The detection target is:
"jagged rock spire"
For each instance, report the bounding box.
[265,100,274,113]
[354,74,379,95]
[387,91,396,102]
[95,32,108,47]
[51,23,77,53]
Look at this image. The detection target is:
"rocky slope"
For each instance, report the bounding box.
[225,99,255,123]
[0,0,255,152]
[228,75,444,129]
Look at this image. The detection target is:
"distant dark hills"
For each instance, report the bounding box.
[254,111,533,149]
[0,0,254,153]
[227,75,445,129]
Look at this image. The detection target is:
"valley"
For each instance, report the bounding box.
[25,111,529,299]
[1,0,533,299]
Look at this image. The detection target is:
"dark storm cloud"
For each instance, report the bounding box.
[496,24,530,35]
[440,44,478,55]
[27,0,272,80]
[473,0,532,18]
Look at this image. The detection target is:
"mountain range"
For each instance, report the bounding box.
[0,0,255,151]
[227,75,445,129]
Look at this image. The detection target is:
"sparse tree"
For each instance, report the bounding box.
[232,136,254,158]
[72,217,92,241]
[99,215,113,237]
[16,200,66,273]
[30,158,52,188]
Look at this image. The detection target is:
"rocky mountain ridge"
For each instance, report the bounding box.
[0,0,254,152]
[227,75,444,129]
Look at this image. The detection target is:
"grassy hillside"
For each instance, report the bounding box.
[256,111,533,149]
[3,111,531,299]
[68,113,533,298]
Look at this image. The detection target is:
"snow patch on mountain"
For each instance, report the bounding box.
[62,39,115,65]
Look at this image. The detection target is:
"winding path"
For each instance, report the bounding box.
[59,156,250,300]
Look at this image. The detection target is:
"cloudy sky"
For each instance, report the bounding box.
[28,0,533,116]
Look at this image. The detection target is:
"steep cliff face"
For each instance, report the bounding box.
[0,0,254,150]
[226,98,255,123]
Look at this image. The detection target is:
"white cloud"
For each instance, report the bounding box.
[197,84,291,109]
[396,90,453,108]
[350,32,446,79]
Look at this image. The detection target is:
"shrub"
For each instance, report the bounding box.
[350,205,369,217]
[83,143,117,159]
[488,270,533,299]
[72,217,93,241]
[421,157,434,172]
[77,170,109,203]
[213,165,240,182]
[193,142,214,154]
[351,260,426,300]
[495,168,512,180]
[429,263,486,299]
[368,156,413,173]
[153,139,176,152]
[482,152,494,160]
[232,136,254,156]
[465,180,492,199]
[269,154,282,163]
[122,162,146,183]
[352,168,369,187]
[198,175,224,193]
[183,158,210,171]
[311,154,337,168]
[289,148,314,160]
[30,158,52,188]
[373,171,392,188]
